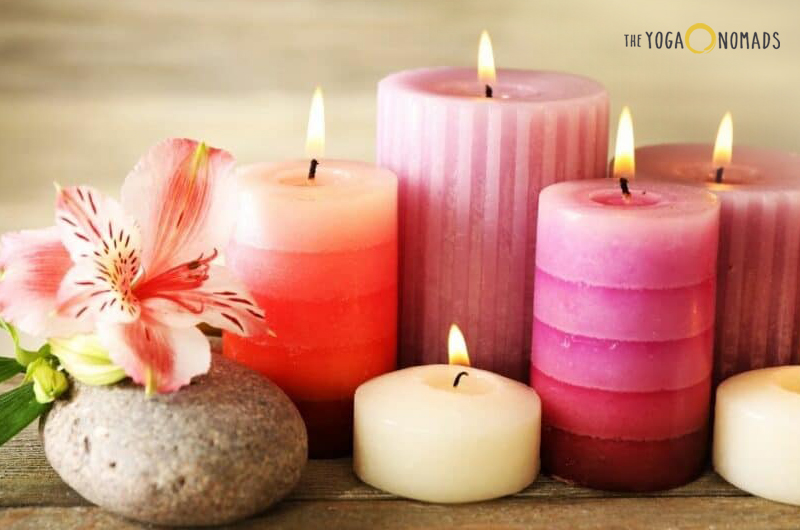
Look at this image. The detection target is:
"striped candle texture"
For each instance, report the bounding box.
[637,145,800,382]
[376,68,609,381]
[531,179,720,491]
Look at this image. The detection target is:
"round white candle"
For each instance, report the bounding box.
[353,326,541,503]
[713,366,800,505]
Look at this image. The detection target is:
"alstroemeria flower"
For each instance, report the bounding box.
[0,139,265,393]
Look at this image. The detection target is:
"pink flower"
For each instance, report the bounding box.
[0,139,265,393]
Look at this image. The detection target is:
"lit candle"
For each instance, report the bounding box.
[224,88,399,458]
[531,108,720,491]
[377,31,609,382]
[713,366,800,505]
[354,324,541,503]
[636,114,800,382]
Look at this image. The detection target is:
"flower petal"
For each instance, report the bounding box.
[54,186,142,326]
[0,227,77,337]
[138,264,267,336]
[120,138,236,278]
[97,314,210,393]
[55,185,140,264]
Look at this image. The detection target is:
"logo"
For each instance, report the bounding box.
[624,24,780,52]
[685,23,716,54]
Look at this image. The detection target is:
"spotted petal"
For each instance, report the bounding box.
[0,227,77,337]
[97,310,210,394]
[135,255,266,336]
[55,186,142,325]
[120,138,236,279]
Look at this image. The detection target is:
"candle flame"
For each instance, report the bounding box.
[713,112,733,169]
[448,324,470,367]
[612,106,635,180]
[305,86,325,159]
[477,30,496,86]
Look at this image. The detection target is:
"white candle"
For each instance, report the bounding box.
[713,366,800,505]
[353,325,541,503]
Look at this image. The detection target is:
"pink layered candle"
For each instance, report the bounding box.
[377,67,608,381]
[223,160,398,458]
[637,145,800,381]
[531,179,720,491]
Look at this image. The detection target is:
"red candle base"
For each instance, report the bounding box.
[294,398,353,459]
[541,425,708,491]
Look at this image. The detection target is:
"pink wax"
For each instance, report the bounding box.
[377,67,609,381]
[531,179,720,491]
[636,145,800,381]
[223,160,398,458]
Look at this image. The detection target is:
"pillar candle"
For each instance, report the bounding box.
[637,144,800,382]
[353,325,541,503]
[531,179,720,491]
[223,159,398,458]
[713,366,800,505]
[377,66,608,381]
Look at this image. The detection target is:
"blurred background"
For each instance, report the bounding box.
[0,0,798,233]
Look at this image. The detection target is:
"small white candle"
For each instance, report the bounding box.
[713,366,800,505]
[353,325,541,503]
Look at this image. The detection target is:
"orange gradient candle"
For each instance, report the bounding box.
[223,88,398,457]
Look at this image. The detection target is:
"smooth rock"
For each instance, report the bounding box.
[40,353,308,527]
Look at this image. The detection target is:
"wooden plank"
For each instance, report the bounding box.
[0,418,751,509]
[4,496,800,530]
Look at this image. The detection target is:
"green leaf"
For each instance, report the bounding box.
[0,383,49,446]
[0,319,50,366]
[0,356,24,383]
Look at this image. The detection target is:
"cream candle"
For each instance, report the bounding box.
[714,366,800,505]
[354,325,541,503]
[377,31,609,381]
[531,109,720,491]
[636,114,800,382]
[223,89,398,458]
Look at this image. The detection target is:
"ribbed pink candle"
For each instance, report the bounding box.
[637,145,800,381]
[377,68,608,380]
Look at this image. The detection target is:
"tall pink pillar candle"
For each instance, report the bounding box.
[637,145,800,381]
[531,179,720,491]
[223,160,398,458]
[377,68,609,381]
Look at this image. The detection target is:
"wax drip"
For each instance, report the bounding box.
[485,84,493,98]
[453,371,470,388]
[620,177,631,197]
[715,166,724,184]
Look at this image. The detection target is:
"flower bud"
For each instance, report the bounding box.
[49,334,126,386]
[24,357,68,403]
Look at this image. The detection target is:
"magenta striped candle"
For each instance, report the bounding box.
[637,145,800,381]
[377,68,608,381]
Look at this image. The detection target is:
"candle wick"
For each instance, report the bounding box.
[715,166,724,183]
[308,158,319,180]
[485,84,493,98]
[619,177,631,198]
[453,371,469,387]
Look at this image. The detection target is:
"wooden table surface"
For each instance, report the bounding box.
[2,405,800,530]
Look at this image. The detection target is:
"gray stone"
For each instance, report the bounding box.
[39,353,307,527]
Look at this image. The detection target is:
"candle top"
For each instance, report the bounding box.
[237,159,396,200]
[536,179,720,288]
[379,67,606,104]
[636,144,800,192]
[355,364,540,430]
[718,366,800,410]
[233,159,397,252]
[542,178,719,219]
